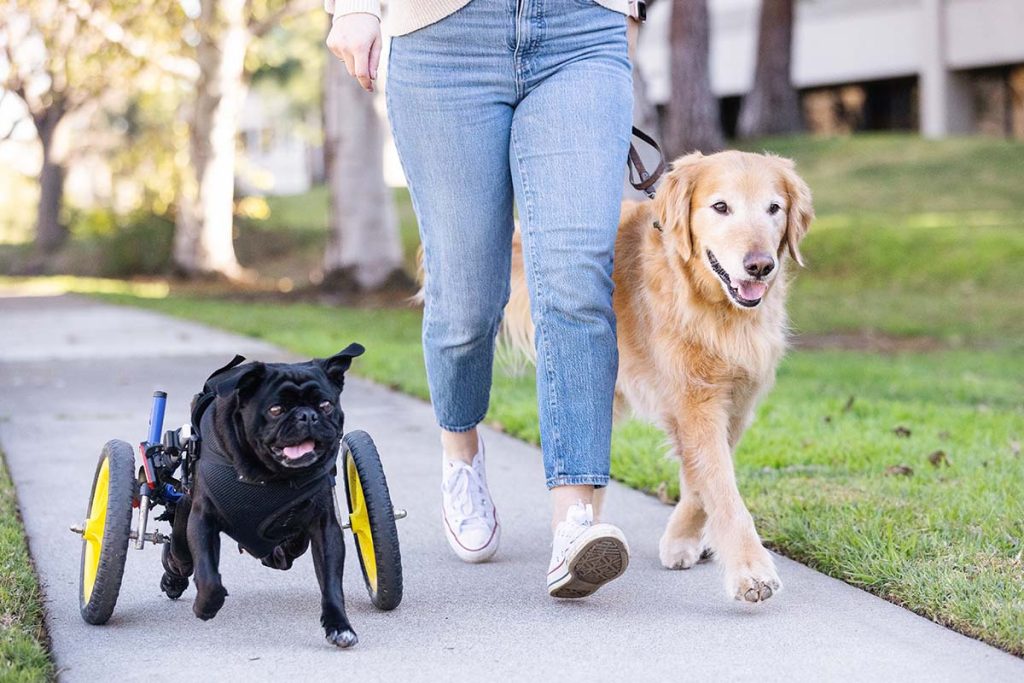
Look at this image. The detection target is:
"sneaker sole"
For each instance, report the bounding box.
[548,527,629,599]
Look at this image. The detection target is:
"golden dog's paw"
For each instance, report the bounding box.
[659,532,704,570]
[725,554,782,603]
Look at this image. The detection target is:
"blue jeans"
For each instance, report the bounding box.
[386,0,632,488]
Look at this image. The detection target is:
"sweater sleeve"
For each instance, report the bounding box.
[323,0,382,20]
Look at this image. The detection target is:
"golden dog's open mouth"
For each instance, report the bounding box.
[706,250,767,308]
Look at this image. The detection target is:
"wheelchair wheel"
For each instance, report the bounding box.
[341,431,403,611]
[79,439,135,625]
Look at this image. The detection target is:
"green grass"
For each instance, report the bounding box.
[0,450,54,682]
[743,134,1024,347]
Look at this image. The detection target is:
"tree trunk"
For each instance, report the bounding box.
[737,0,802,138]
[173,0,246,279]
[322,30,405,292]
[665,0,724,156]
[33,106,67,254]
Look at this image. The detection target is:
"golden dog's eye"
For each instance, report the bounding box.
[711,201,729,215]
[268,405,284,417]
[768,202,782,215]
[319,400,334,414]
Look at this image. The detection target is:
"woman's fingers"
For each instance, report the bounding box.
[325,13,381,93]
[369,36,382,81]
[352,44,373,92]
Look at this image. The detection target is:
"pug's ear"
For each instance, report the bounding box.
[230,362,266,399]
[652,152,703,261]
[320,343,365,388]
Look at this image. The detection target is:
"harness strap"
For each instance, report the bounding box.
[627,125,666,199]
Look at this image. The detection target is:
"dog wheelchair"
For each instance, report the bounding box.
[71,389,405,625]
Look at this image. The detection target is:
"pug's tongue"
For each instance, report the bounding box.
[736,280,767,301]
[282,440,316,460]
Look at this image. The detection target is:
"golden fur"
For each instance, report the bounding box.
[502,150,814,602]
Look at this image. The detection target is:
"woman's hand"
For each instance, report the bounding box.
[326,13,382,93]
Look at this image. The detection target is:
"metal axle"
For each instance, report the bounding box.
[339,507,408,530]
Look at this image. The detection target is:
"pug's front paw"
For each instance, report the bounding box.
[193,584,228,620]
[326,628,358,649]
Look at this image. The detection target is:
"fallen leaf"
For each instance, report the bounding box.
[842,396,855,413]
[885,464,914,477]
[892,425,912,438]
[927,450,950,468]
[1011,440,1021,457]
[489,421,505,432]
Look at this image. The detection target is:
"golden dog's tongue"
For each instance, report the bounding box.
[738,281,767,301]
[282,440,316,460]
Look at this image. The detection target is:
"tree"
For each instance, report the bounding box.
[1,0,171,253]
[321,27,405,291]
[665,0,723,156]
[172,0,249,278]
[738,0,802,138]
[173,0,316,279]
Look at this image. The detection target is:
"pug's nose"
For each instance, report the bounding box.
[744,252,775,278]
[295,407,319,424]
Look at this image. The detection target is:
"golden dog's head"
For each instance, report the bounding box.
[652,151,814,310]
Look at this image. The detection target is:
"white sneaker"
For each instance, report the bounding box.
[441,437,500,563]
[547,502,629,598]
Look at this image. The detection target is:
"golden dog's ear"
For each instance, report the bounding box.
[778,158,814,267]
[653,152,703,261]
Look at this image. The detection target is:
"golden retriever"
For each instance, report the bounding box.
[502,150,814,603]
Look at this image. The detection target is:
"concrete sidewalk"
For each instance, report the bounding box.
[1,294,1021,682]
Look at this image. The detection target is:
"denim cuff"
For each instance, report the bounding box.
[437,411,487,434]
[546,474,610,489]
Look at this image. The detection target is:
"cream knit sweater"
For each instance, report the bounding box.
[325,0,629,37]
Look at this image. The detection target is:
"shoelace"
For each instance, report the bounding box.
[442,462,492,532]
[552,503,594,560]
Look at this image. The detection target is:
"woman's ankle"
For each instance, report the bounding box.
[550,484,595,530]
[440,427,479,464]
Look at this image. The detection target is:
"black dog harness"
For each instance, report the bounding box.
[190,356,335,560]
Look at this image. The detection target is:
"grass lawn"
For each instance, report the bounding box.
[0,450,54,682]
[11,133,1024,655]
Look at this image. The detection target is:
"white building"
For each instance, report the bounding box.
[639,0,1024,138]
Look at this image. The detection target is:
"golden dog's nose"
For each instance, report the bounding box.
[743,252,775,278]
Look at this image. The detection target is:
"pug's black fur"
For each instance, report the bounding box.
[160,344,365,648]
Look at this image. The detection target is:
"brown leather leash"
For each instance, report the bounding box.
[627,125,666,200]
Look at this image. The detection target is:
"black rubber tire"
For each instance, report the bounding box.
[341,431,403,611]
[79,439,135,625]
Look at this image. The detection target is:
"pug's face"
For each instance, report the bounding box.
[231,344,364,474]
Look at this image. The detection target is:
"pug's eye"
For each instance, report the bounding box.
[711,201,729,215]
[268,405,284,417]
[319,400,334,414]
[768,202,782,216]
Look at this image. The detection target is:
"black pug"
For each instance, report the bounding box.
[160,344,365,648]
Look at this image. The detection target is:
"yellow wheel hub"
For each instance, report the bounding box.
[82,458,110,603]
[346,454,378,592]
